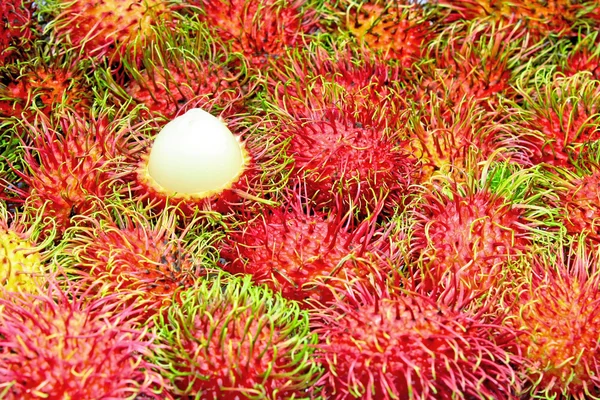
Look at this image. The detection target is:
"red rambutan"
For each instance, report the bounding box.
[325,0,434,67]
[510,69,600,168]
[151,273,322,398]
[219,190,391,306]
[0,0,36,65]
[506,240,600,398]
[0,281,168,399]
[195,0,320,69]
[313,279,522,399]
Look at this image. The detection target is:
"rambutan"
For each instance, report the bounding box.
[0,0,37,65]
[264,41,405,119]
[0,281,168,399]
[65,203,208,315]
[132,107,290,216]
[509,69,600,168]
[151,272,322,398]
[312,279,522,399]
[40,0,175,62]
[557,30,600,80]
[325,0,434,67]
[194,0,321,69]
[436,0,600,39]
[219,191,391,306]
[505,240,600,398]
[409,167,534,303]
[0,202,54,295]
[103,20,248,121]
[0,45,93,122]
[4,107,138,234]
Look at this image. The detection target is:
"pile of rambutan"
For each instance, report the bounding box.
[3,0,600,398]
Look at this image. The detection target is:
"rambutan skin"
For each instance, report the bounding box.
[151,273,322,399]
[0,283,168,399]
[313,281,522,399]
[505,243,600,398]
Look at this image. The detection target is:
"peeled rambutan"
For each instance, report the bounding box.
[103,20,247,121]
[65,203,206,315]
[0,281,168,399]
[194,0,320,68]
[326,0,433,67]
[4,108,136,234]
[151,272,322,398]
[313,279,522,399]
[132,107,290,215]
[40,0,175,62]
[505,240,600,398]
[219,191,391,306]
[510,69,600,168]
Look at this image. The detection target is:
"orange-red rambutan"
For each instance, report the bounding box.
[151,273,322,398]
[40,0,176,63]
[506,241,600,399]
[0,282,168,399]
[313,279,522,399]
[194,0,320,69]
[325,0,434,67]
[0,46,93,122]
[219,191,390,306]
[557,30,600,80]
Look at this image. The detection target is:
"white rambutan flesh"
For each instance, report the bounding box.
[147,108,245,194]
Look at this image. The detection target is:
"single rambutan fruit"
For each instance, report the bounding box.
[436,0,600,39]
[40,0,175,62]
[264,41,405,119]
[151,272,322,398]
[0,281,168,399]
[194,0,320,68]
[133,107,290,215]
[409,20,539,110]
[326,0,434,67]
[509,69,600,168]
[219,190,391,306]
[0,0,37,65]
[406,94,523,182]
[103,20,248,121]
[4,107,137,234]
[556,30,600,80]
[0,201,55,296]
[505,240,600,398]
[409,165,535,303]
[270,91,417,215]
[0,45,93,122]
[312,279,522,399]
[65,203,208,315]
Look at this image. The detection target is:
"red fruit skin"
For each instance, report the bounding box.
[313,281,522,399]
[0,0,35,64]
[219,199,388,306]
[0,285,168,399]
[197,0,319,68]
[411,188,530,301]
[124,59,244,120]
[4,111,132,234]
[561,169,600,243]
[506,246,600,398]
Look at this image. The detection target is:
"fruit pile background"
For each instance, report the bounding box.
[2,0,600,398]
